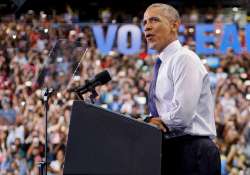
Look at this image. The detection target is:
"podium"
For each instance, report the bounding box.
[63,101,162,175]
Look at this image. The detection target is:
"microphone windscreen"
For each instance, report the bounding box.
[95,70,111,85]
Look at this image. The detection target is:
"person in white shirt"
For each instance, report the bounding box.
[143,3,221,175]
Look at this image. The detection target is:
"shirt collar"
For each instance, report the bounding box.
[159,40,182,63]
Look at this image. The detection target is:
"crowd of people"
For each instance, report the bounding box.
[0,6,250,175]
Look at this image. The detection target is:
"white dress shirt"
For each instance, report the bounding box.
[156,40,217,138]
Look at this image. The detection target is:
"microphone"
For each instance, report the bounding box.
[70,70,111,94]
[41,88,56,101]
[42,88,55,97]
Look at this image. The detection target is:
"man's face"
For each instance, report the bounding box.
[143,7,175,52]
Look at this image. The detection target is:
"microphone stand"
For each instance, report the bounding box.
[38,88,54,175]
[73,84,98,104]
[89,88,98,104]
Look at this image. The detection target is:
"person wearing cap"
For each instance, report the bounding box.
[0,97,16,125]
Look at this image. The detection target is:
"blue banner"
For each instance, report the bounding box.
[91,23,250,55]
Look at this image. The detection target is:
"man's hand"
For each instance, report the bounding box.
[148,117,168,132]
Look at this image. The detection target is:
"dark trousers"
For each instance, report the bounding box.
[161,135,221,175]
